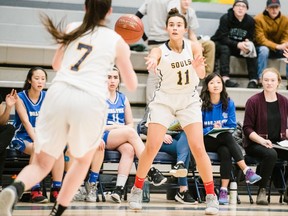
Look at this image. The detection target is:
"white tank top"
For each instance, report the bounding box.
[156,39,199,94]
[52,22,121,100]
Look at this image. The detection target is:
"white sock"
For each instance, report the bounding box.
[116,174,128,187]
[243,167,250,175]
[220,187,228,191]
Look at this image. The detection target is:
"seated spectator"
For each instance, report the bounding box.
[0,89,17,192]
[243,67,288,205]
[73,67,166,204]
[211,0,258,88]
[138,111,197,204]
[169,0,216,75]
[200,73,261,205]
[254,0,288,87]
[10,67,64,203]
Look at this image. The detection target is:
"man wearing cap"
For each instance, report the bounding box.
[211,0,258,88]
[254,0,288,87]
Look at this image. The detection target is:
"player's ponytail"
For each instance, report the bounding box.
[41,0,112,46]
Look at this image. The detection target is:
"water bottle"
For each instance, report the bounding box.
[229,181,238,205]
[142,181,150,203]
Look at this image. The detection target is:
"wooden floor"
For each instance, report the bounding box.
[12,193,288,216]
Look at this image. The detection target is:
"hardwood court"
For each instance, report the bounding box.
[12,193,288,216]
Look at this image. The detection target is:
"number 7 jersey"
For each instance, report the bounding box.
[156,39,199,94]
[52,22,121,100]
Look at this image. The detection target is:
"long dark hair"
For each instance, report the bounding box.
[41,0,112,46]
[200,73,229,112]
[23,67,48,91]
[166,8,187,28]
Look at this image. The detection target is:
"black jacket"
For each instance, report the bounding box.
[211,8,255,50]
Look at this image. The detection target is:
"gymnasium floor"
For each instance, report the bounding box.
[13,193,288,216]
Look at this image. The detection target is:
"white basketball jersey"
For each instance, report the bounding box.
[156,39,199,94]
[52,22,121,100]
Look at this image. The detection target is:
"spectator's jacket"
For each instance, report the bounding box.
[202,99,237,136]
[211,8,255,50]
[254,10,288,51]
[243,91,288,147]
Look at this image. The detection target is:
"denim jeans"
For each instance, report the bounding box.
[257,46,288,79]
[160,132,190,186]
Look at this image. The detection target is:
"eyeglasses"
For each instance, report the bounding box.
[234,4,247,8]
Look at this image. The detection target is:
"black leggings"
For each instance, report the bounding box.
[0,124,15,185]
[245,143,288,188]
[204,132,244,179]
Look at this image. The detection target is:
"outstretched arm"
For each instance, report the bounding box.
[191,41,206,79]
[144,47,162,74]
[115,37,138,91]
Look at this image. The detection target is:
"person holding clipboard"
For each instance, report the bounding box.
[200,73,261,205]
[243,67,288,205]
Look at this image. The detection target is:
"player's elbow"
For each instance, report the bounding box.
[125,82,138,92]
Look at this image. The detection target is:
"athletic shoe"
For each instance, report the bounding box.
[111,186,124,203]
[128,186,143,210]
[247,80,258,89]
[218,189,228,205]
[30,188,48,203]
[50,187,60,203]
[175,190,197,205]
[85,182,98,202]
[73,185,87,201]
[225,79,239,88]
[147,167,167,186]
[205,194,219,215]
[245,168,262,184]
[49,202,67,216]
[0,186,18,216]
[256,188,268,205]
[169,162,188,178]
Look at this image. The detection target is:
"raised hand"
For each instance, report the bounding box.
[5,89,18,108]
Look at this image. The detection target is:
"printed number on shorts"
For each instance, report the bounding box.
[71,43,92,71]
[177,69,190,85]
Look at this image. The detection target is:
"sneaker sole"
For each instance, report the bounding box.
[85,198,97,202]
[246,177,262,184]
[175,195,198,205]
[219,201,229,205]
[152,177,167,186]
[31,197,49,203]
[205,207,219,215]
[0,188,16,216]
[170,169,188,178]
[129,202,142,210]
[111,194,121,203]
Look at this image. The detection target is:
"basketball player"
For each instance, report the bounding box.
[0,0,137,215]
[10,67,64,203]
[128,8,219,215]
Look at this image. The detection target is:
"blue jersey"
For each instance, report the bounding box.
[106,91,126,126]
[202,99,237,136]
[13,90,46,142]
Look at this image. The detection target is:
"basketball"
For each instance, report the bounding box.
[114,14,144,45]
